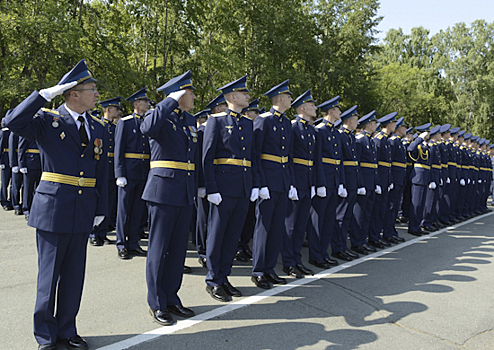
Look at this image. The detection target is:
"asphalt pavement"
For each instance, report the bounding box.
[1,206,494,350]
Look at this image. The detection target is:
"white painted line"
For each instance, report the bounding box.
[96,211,494,350]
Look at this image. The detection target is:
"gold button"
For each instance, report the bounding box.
[81,154,84,158]
[243,147,246,150]
[78,190,82,195]
[80,171,84,176]
[335,152,338,154]
[188,148,191,151]
[188,173,190,176]
[239,127,242,130]
[282,146,285,149]
[282,137,285,140]
[241,137,244,140]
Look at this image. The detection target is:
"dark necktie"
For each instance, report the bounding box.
[78,115,89,148]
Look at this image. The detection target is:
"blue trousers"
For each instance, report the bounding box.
[11,171,22,210]
[22,169,41,214]
[146,202,193,310]
[252,191,287,276]
[0,166,12,207]
[409,184,427,231]
[332,190,357,253]
[206,196,249,287]
[238,201,256,253]
[309,188,337,261]
[422,186,439,227]
[369,187,389,239]
[383,184,404,237]
[351,189,376,245]
[34,230,89,345]
[116,180,146,250]
[91,178,117,239]
[195,196,209,259]
[282,190,311,267]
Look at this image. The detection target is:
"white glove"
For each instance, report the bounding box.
[198,187,206,198]
[0,164,5,170]
[419,132,429,140]
[460,179,466,186]
[478,179,482,184]
[311,186,316,199]
[446,177,451,184]
[207,193,223,205]
[39,81,78,102]
[259,187,270,200]
[439,178,443,186]
[168,90,187,102]
[20,167,28,174]
[288,185,299,201]
[468,178,471,184]
[93,216,105,227]
[338,184,348,198]
[375,185,382,195]
[250,188,259,202]
[116,177,127,187]
[388,183,394,191]
[357,187,366,195]
[429,182,437,189]
[12,166,19,173]
[317,186,327,197]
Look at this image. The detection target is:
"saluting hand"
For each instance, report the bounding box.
[39,81,78,102]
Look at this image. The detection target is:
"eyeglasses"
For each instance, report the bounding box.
[74,87,98,93]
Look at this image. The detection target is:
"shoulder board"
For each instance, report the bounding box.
[356,134,364,139]
[315,123,325,129]
[376,134,384,139]
[390,136,398,140]
[121,115,134,121]
[41,108,59,115]
[211,112,227,117]
[259,112,272,118]
[91,115,105,126]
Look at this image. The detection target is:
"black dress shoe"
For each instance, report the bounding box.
[129,246,147,256]
[223,281,242,296]
[398,216,409,223]
[25,213,29,221]
[251,275,271,289]
[107,225,116,232]
[38,344,57,350]
[383,237,398,244]
[183,265,192,274]
[422,226,435,232]
[149,308,173,326]
[118,248,130,260]
[198,257,207,268]
[368,240,385,249]
[14,209,22,215]
[345,249,359,258]
[379,240,392,247]
[331,251,353,261]
[140,231,149,239]
[167,304,195,318]
[243,246,253,258]
[235,250,250,262]
[283,266,304,278]
[103,237,115,244]
[362,244,377,252]
[323,257,339,266]
[309,259,331,269]
[2,205,13,211]
[265,272,287,284]
[393,236,405,242]
[350,246,368,255]
[60,335,88,350]
[206,285,232,302]
[296,264,314,275]
[90,237,104,246]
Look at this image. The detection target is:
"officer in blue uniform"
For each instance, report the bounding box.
[331,105,362,261]
[398,127,414,223]
[370,112,403,244]
[8,131,23,215]
[281,89,317,277]
[407,123,431,236]
[438,124,453,225]
[421,125,442,232]
[445,126,460,222]
[203,75,256,302]
[351,111,380,253]
[141,70,198,326]
[4,59,108,350]
[0,125,13,210]
[383,117,407,241]
[196,94,227,268]
[251,80,294,288]
[89,97,122,246]
[114,87,150,259]
[309,96,345,268]
[18,135,41,219]
[237,98,261,263]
